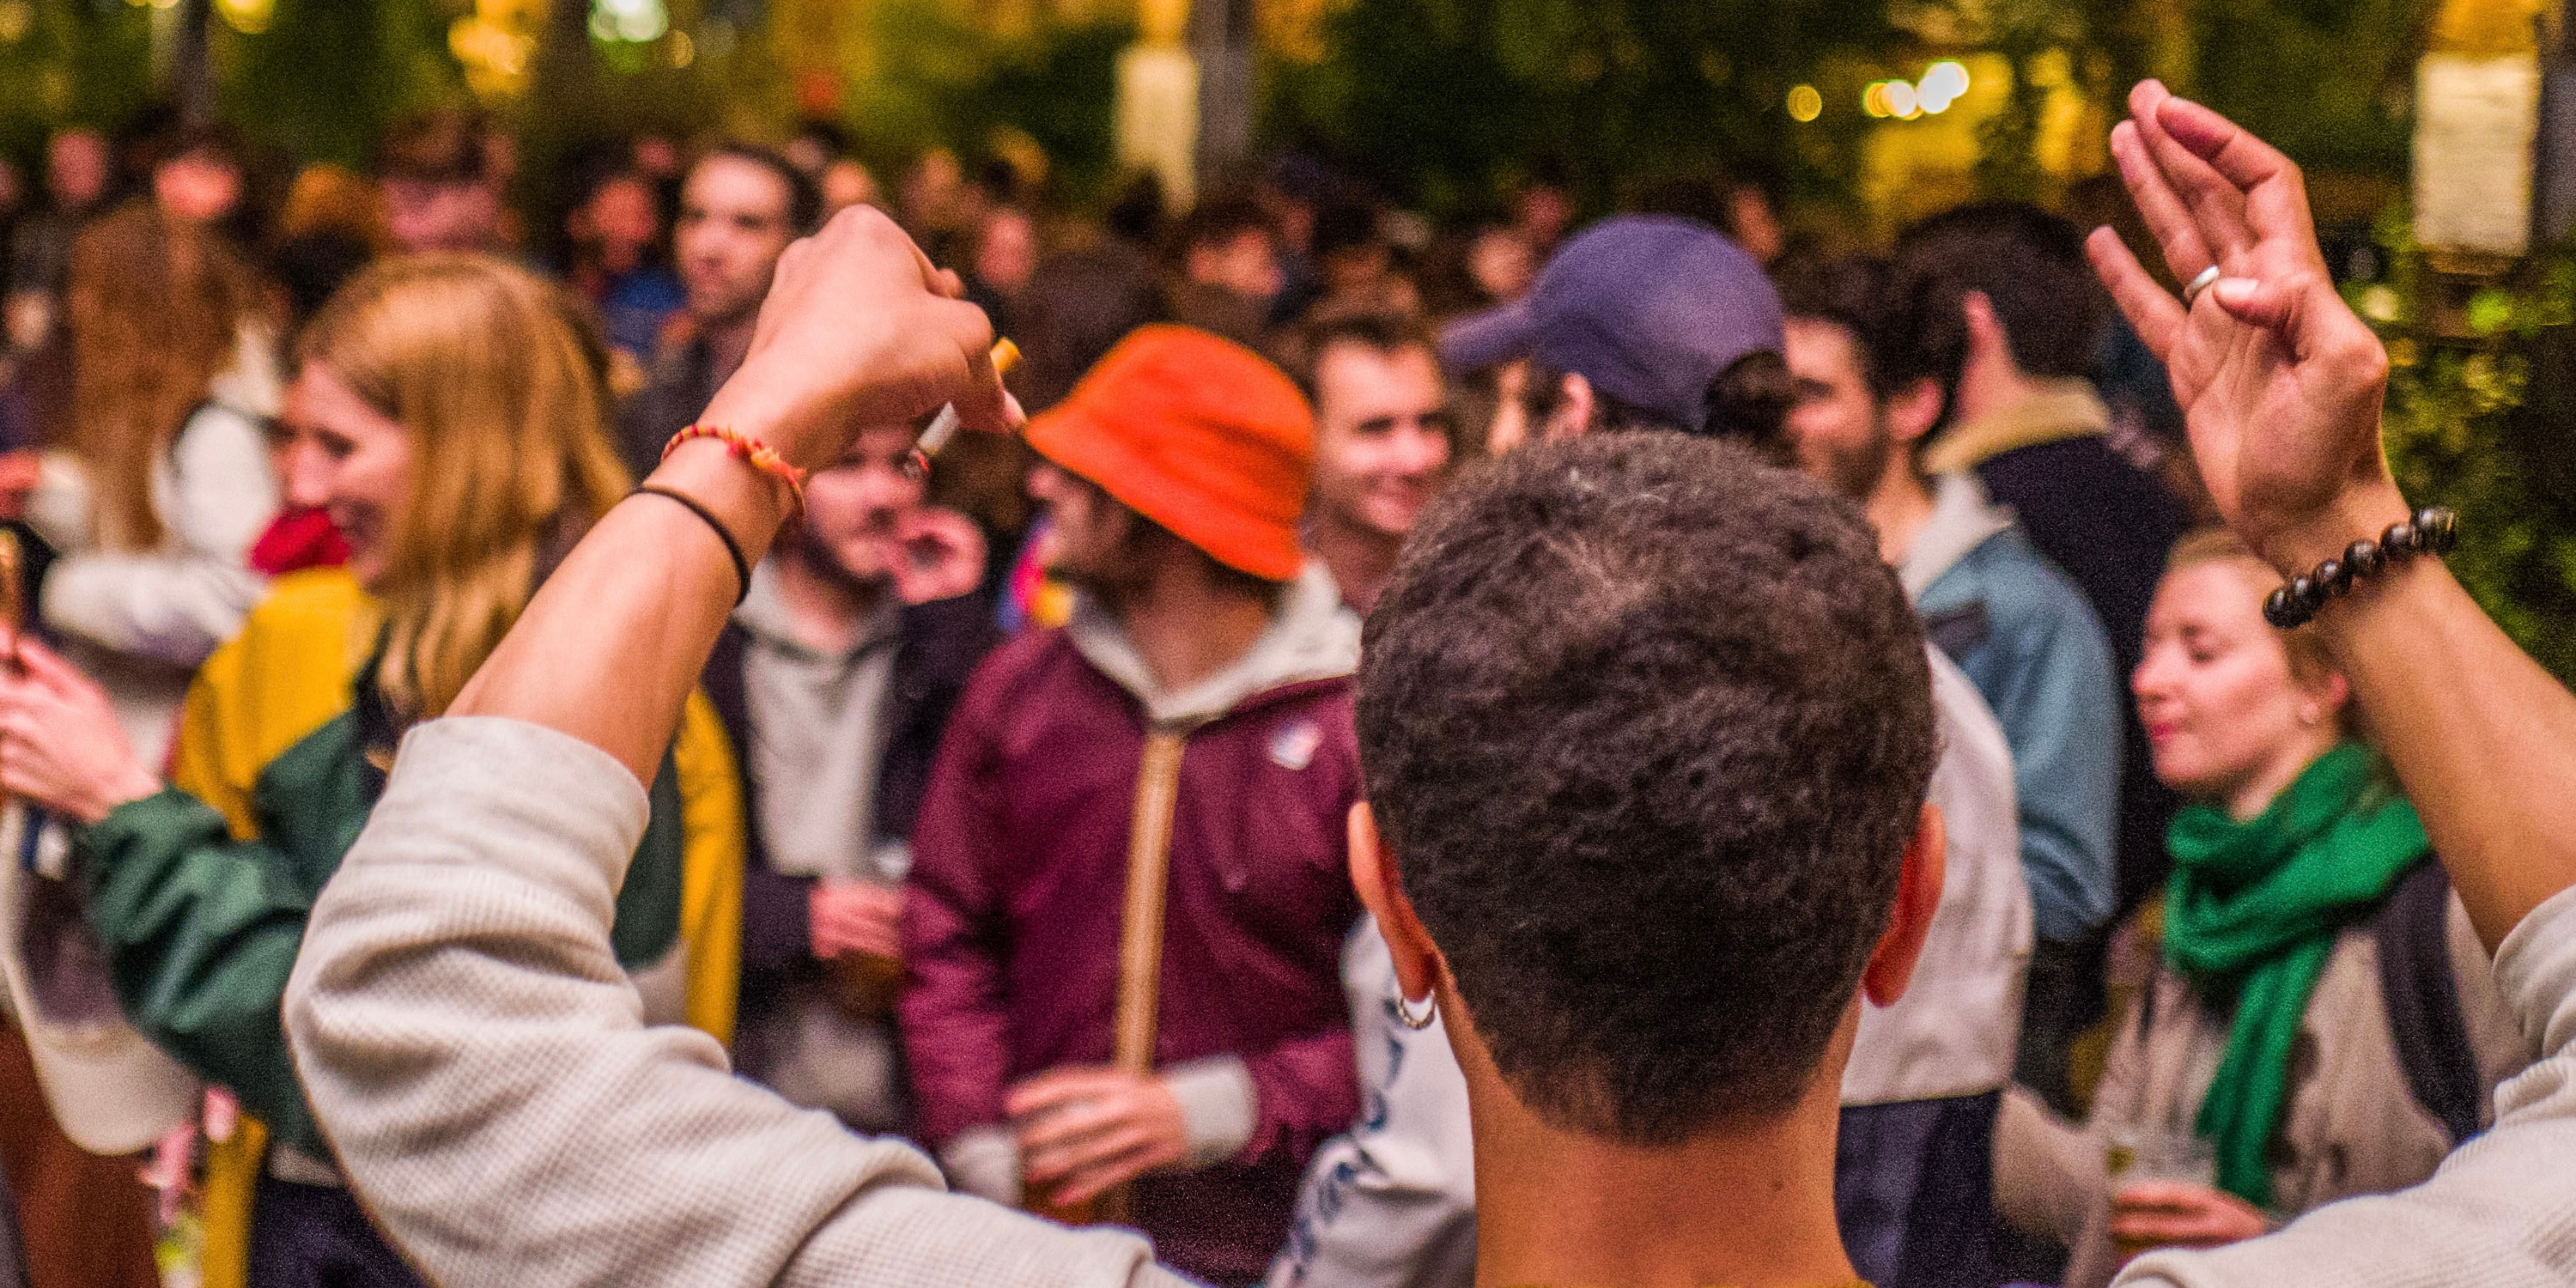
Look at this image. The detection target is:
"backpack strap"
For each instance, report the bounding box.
[2375,859,2484,1145]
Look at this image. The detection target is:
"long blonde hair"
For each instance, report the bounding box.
[297,255,630,719]
[66,202,265,550]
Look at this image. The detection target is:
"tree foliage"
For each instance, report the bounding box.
[1260,0,1903,218]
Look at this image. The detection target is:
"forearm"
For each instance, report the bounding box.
[288,717,1178,1288]
[448,441,784,783]
[2288,484,2576,950]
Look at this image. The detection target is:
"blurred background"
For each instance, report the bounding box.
[3,0,2575,674]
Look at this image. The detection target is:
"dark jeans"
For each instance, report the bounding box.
[1835,1092,2002,1288]
[248,1175,428,1288]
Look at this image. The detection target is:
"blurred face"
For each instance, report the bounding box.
[974,208,1038,296]
[2134,559,2342,815]
[1321,242,1390,299]
[795,425,924,584]
[1027,461,1147,591]
[822,159,878,214]
[48,130,109,208]
[1728,186,1786,264]
[1188,228,1282,301]
[584,177,660,274]
[1467,227,1535,302]
[676,156,796,328]
[154,151,243,225]
[1311,341,1452,541]
[1784,318,1892,502]
[382,177,500,254]
[277,363,412,588]
[632,135,681,180]
[1514,184,1574,248]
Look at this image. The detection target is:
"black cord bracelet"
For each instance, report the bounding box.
[634,484,752,606]
[2262,506,2456,629]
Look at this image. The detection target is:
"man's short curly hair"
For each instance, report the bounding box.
[1356,433,1937,1143]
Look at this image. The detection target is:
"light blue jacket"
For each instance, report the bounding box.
[1904,473,2121,944]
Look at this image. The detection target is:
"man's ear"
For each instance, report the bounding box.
[1961,290,2012,364]
[1862,802,1946,1008]
[1541,371,1595,442]
[1348,802,1444,1007]
[1883,376,1945,446]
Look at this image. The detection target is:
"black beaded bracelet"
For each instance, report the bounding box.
[2262,506,2456,629]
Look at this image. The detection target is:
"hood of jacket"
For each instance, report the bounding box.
[1919,377,2110,477]
[1899,471,2017,602]
[1066,559,1359,726]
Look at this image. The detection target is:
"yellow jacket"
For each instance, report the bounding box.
[163,570,743,1288]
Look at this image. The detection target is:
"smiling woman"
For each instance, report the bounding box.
[0,255,747,1288]
[289,255,632,717]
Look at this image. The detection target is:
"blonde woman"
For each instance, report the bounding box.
[0,256,744,1288]
[29,201,280,763]
[1996,531,2527,1287]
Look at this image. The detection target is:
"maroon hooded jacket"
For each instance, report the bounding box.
[901,566,1364,1284]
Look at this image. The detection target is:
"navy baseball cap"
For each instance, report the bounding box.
[1440,215,1783,435]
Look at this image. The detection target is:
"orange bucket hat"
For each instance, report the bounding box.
[1023,324,1315,581]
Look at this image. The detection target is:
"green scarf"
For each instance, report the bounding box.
[2162,741,2430,1208]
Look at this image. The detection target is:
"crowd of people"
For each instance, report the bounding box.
[0,80,2563,1288]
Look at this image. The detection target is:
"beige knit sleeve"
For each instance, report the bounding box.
[285,716,1188,1288]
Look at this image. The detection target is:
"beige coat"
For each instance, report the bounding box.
[1997,893,2531,1288]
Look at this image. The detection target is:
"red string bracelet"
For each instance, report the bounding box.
[661,423,811,517]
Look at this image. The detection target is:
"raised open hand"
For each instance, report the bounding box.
[2089,81,2408,569]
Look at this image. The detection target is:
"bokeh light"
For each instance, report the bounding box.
[1786,84,1823,123]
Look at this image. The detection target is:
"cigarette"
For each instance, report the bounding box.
[906,338,1022,477]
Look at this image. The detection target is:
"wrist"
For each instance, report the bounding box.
[645,439,790,559]
[2257,479,2411,576]
[696,362,837,473]
[71,766,161,827]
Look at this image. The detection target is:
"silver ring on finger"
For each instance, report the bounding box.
[2181,264,2223,309]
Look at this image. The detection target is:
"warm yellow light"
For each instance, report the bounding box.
[0,0,31,42]
[1786,84,1823,123]
[215,0,274,33]
[1884,80,1920,119]
[668,28,694,67]
[1863,82,1890,118]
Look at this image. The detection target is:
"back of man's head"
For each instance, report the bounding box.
[1357,434,1937,1142]
[1884,200,2102,413]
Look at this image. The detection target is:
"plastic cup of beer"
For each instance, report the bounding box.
[2108,1128,2220,1260]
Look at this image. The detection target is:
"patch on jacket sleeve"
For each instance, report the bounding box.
[1269,719,1323,771]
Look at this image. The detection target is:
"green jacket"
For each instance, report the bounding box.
[73,580,696,1158]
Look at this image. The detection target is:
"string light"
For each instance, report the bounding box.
[1786,84,1823,123]
[214,0,274,34]
[1863,61,1973,120]
[589,0,667,44]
